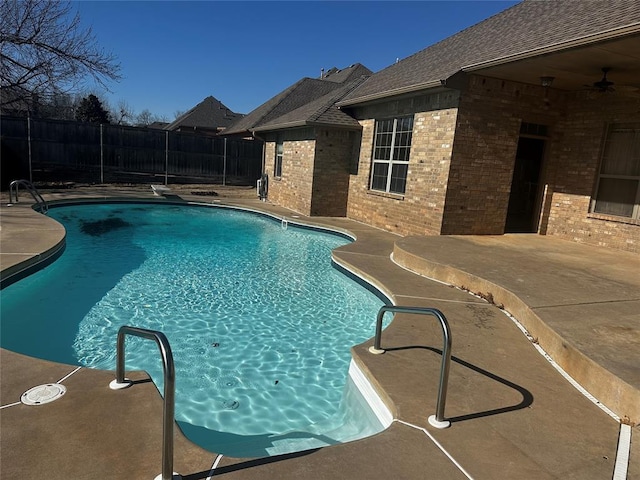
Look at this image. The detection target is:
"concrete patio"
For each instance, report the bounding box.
[0,184,637,479]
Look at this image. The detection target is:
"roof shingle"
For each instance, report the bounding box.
[223,64,372,135]
[165,96,243,131]
[340,0,640,105]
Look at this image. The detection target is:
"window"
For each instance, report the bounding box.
[370,116,414,195]
[592,123,640,219]
[274,138,283,178]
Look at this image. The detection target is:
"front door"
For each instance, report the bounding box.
[505,137,545,233]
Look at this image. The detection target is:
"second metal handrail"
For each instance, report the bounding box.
[109,326,180,480]
[8,179,48,213]
[369,305,452,429]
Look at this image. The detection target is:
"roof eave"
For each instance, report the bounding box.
[252,120,361,133]
[338,25,640,108]
[336,80,444,107]
[462,24,640,73]
[219,129,250,137]
[252,120,308,132]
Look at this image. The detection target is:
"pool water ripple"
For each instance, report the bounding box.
[1,203,389,456]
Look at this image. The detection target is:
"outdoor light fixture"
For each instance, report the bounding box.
[540,76,555,87]
[540,76,554,109]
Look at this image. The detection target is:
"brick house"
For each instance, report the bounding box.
[223,64,372,216]
[225,1,640,253]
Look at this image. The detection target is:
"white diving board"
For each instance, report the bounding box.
[151,184,172,196]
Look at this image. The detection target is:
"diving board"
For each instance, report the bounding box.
[151,184,171,196]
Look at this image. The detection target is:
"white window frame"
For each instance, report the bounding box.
[274,137,283,178]
[369,115,413,195]
[591,123,640,220]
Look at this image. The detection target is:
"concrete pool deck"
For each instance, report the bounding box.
[0,184,638,479]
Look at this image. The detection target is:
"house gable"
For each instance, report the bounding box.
[222,64,373,217]
[164,96,243,134]
[223,64,372,136]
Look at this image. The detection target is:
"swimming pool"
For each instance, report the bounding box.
[0,203,391,457]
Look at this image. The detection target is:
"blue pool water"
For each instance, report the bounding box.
[0,203,389,457]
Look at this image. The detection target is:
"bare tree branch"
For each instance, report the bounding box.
[0,0,121,109]
[111,99,134,125]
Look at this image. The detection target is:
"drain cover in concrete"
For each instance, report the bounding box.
[21,384,66,406]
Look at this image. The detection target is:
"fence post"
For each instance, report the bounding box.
[165,130,169,186]
[27,115,33,183]
[100,124,104,184]
[223,137,227,186]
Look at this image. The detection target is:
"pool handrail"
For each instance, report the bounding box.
[109,325,179,480]
[8,179,48,213]
[369,305,452,429]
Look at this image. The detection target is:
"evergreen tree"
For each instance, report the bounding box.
[76,94,110,124]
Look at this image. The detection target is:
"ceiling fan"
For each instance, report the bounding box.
[590,67,615,92]
[584,67,640,97]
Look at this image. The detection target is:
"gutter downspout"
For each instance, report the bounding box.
[250,130,269,201]
[250,130,266,175]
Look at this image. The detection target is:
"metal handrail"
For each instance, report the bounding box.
[109,326,179,480]
[369,305,452,429]
[8,179,48,213]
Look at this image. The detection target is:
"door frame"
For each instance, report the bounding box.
[506,132,548,233]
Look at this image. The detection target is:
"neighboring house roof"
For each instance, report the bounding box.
[148,121,170,130]
[223,64,372,135]
[164,96,243,131]
[340,0,640,106]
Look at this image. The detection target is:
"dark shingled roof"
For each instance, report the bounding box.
[223,64,372,135]
[340,0,640,105]
[165,96,243,131]
[254,76,368,131]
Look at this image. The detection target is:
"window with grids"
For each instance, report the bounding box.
[370,116,414,195]
[274,138,283,178]
[592,123,640,219]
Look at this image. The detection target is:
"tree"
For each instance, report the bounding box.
[111,99,134,125]
[0,0,121,109]
[76,93,110,123]
[135,109,154,126]
[135,108,167,127]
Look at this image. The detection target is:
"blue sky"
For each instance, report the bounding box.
[73,1,518,121]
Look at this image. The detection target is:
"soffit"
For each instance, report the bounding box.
[468,35,640,91]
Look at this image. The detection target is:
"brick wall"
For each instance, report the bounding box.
[263,127,359,217]
[311,128,357,216]
[346,91,460,235]
[442,75,564,234]
[263,74,639,253]
[543,91,640,253]
[263,128,316,216]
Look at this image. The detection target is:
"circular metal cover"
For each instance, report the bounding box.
[21,383,67,406]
